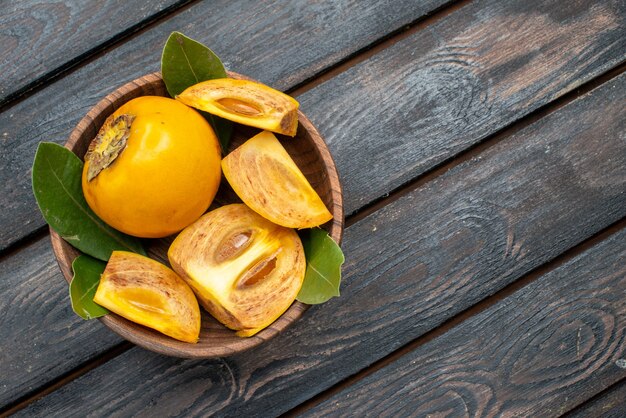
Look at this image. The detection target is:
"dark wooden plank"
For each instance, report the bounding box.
[0,0,449,406]
[0,0,187,104]
[16,65,626,417]
[567,379,626,418]
[0,236,121,407]
[0,0,448,251]
[4,1,626,255]
[302,229,626,417]
[300,0,626,213]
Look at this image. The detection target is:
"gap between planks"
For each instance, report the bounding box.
[0,228,49,267]
[563,376,626,417]
[284,217,626,417]
[0,342,133,418]
[0,0,468,262]
[0,0,465,117]
[281,59,626,416]
[281,60,626,415]
[0,0,469,412]
[346,60,626,228]
[6,60,624,416]
[285,0,468,97]
[0,0,199,113]
[2,1,622,415]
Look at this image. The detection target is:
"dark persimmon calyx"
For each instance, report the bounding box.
[222,131,333,228]
[176,78,299,136]
[168,204,306,337]
[85,113,135,181]
[93,251,201,343]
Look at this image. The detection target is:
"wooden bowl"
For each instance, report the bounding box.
[50,72,344,358]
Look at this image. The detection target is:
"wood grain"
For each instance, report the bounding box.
[566,379,626,418]
[0,236,121,407]
[0,0,186,105]
[0,0,444,406]
[15,64,626,417]
[302,228,626,417]
[0,0,449,252]
[299,0,625,215]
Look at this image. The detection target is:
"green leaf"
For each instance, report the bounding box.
[297,228,344,304]
[204,113,233,152]
[32,142,146,261]
[161,31,233,150]
[161,31,227,96]
[70,255,109,319]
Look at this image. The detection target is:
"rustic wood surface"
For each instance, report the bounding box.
[2,0,624,252]
[302,228,626,417]
[0,237,121,407]
[2,0,624,409]
[567,379,626,418]
[2,0,625,415]
[0,0,449,252]
[0,0,450,406]
[301,0,626,213]
[15,69,626,417]
[0,0,187,105]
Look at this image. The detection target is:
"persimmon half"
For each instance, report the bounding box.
[222,130,333,229]
[168,204,306,337]
[94,251,201,343]
[82,96,222,238]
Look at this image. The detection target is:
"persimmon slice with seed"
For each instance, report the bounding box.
[93,251,201,343]
[168,204,306,337]
[222,131,333,229]
[176,78,299,136]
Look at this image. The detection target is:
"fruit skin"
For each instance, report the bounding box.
[176,78,299,136]
[168,204,306,337]
[94,251,201,343]
[82,96,222,238]
[222,130,333,229]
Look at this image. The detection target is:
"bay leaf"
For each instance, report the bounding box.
[297,228,344,304]
[32,142,146,261]
[161,31,232,150]
[70,255,109,319]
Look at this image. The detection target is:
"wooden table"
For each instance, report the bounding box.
[1,0,625,416]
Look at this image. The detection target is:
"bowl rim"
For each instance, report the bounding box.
[50,71,344,358]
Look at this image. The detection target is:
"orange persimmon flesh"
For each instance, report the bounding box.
[176,78,299,136]
[94,251,201,343]
[222,131,333,229]
[168,204,306,337]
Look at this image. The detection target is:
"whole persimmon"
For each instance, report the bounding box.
[82,96,221,238]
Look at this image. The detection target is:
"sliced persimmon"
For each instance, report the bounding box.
[168,204,306,337]
[93,251,201,343]
[222,131,333,229]
[176,78,299,136]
